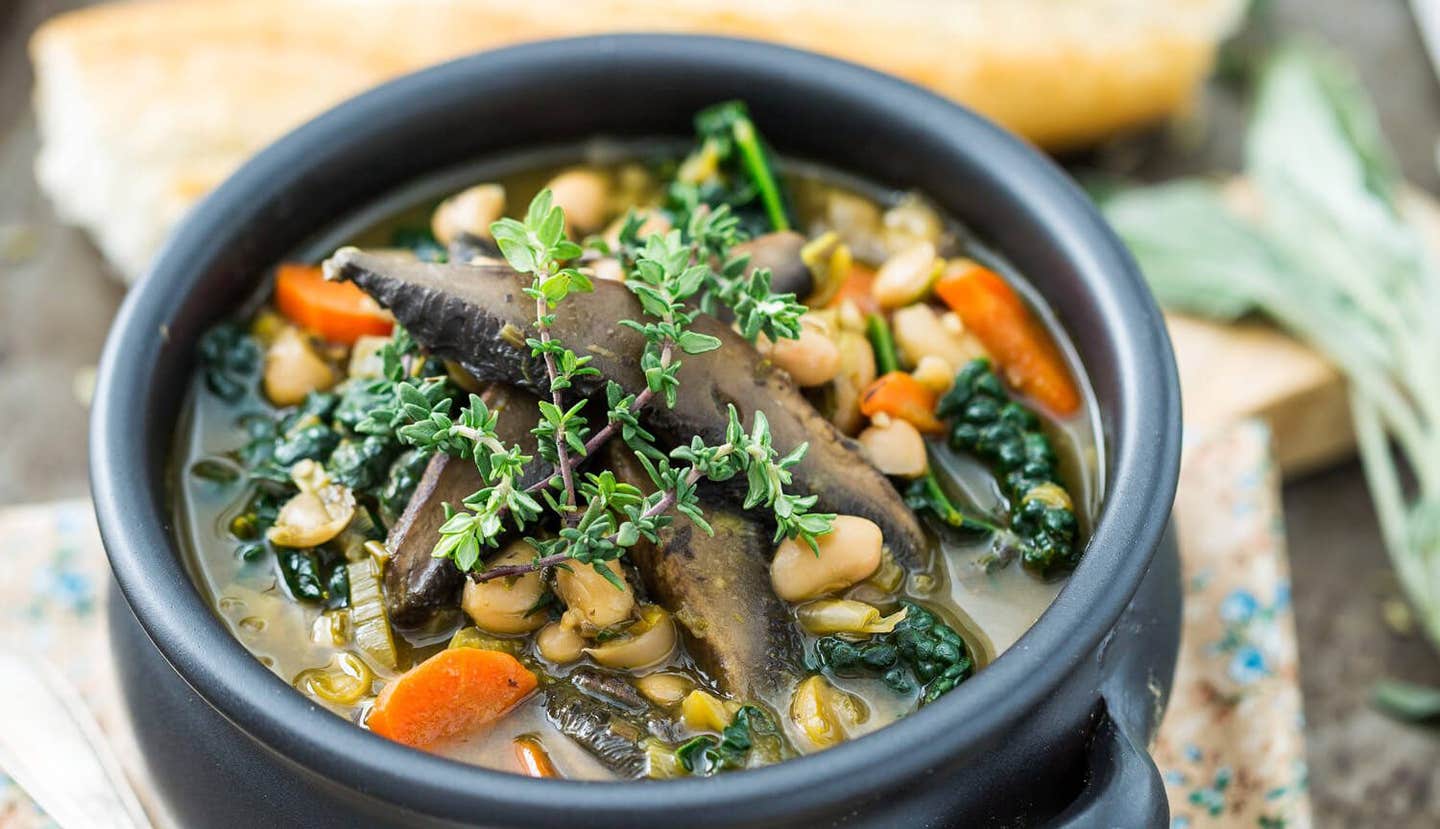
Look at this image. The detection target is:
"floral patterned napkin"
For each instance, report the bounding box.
[1156,420,1312,829]
[0,420,1310,828]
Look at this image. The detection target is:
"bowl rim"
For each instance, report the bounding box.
[90,34,1180,824]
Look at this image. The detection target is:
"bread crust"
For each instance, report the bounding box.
[30,0,1244,279]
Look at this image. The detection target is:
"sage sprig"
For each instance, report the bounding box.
[1103,42,1440,647]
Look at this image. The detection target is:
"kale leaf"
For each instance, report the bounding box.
[813,601,973,704]
[938,359,1080,574]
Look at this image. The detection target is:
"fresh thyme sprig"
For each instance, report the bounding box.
[491,190,597,522]
[605,202,807,347]
[474,405,836,582]
[376,189,831,581]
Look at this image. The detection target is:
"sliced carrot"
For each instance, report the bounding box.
[367,648,537,749]
[274,263,393,345]
[932,261,1080,416]
[826,264,881,316]
[513,736,560,778]
[860,371,943,434]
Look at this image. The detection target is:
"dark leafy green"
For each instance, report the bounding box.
[903,471,999,536]
[813,601,972,704]
[328,435,398,492]
[277,548,324,602]
[674,705,780,775]
[378,448,429,527]
[323,556,351,610]
[670,100,792,236]
[938,359,1079,574]
[272,417,340,466]
[275,547,350,608]
[272,393,341,465]
[197,322,261,402]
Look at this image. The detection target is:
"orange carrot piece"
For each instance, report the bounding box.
[859,371,944,434]
[367,649,537,749]
[932,262,1080,416]
[513,736,561,778]
[826,264,881,316]
[274,263,394,345]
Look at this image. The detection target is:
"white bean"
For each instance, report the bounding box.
[430,183,506,245]
[891,303,986,370]
[267,460,354,548]
[873,242,939,309]
[544,168,611,236]
[556,561,636,633]
[536,621,587,664]
[770,515,883,602]
[858,416,928,479]
[263,327,335,407]
[824,189,885,261]
[911,355,956,394]
[881,195,944,254]
[460,543,548,635]
[636,673,694,708]
[767,315,841,388]
[584,605,676,670]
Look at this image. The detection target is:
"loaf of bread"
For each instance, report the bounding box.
[30,0,1244,281]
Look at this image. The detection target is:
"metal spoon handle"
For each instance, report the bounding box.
[0,649,152,829]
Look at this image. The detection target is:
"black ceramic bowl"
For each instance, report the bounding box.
[91,35,1181,828]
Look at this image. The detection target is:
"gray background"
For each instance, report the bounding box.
[1,0,1437,824]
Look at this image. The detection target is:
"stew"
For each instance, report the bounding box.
[174,102,1102,780]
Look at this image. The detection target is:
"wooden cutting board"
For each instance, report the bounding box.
[1167,313,1349,476]
[1167,185,1440,478]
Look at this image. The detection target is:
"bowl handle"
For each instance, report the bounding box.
[1051,703,1168,829]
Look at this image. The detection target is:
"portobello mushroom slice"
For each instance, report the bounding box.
[569,667,651,712]
[733,231,810,299]
[382,385,544,630]
[446,232,501,266]
[327,248,929,569]
[638,514,802,703]
[604,440,802,703]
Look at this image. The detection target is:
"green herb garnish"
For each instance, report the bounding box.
[364,188,832,581]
